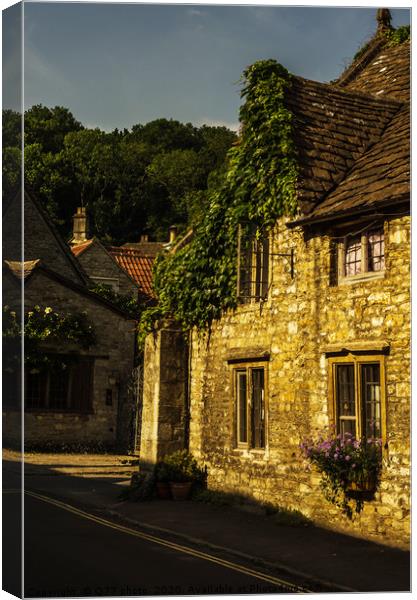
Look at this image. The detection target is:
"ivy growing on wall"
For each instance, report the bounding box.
[138,60,298,343]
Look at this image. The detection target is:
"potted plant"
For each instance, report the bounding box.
[300,431,382,518]
[154,461,171,499]
[163,450,206,501]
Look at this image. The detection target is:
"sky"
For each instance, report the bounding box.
[2,2,411,132]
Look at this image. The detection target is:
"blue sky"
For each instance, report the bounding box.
[3,3,411,132]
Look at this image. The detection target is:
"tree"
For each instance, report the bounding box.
[25,105,83,154]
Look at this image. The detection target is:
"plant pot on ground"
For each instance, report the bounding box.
[170,481,193,501]
[154,461,172,499]
[161,450,207,501]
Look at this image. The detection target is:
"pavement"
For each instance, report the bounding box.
[3,449,411,594]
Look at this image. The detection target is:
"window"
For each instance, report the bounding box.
[91,277,119,292]
[329,355,385,441]
[25,355,94,413]
[339,226,385,280]
[237,225,269,302]
[234,366,266,449]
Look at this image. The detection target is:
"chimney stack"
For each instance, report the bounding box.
[169,225,178,244]
[376,8,392,34]
[71,207,88,244]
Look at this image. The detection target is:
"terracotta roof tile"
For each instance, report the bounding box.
[108,247,156,298]
[71,239,94,257]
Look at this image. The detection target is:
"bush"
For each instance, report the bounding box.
[159,450,207,484]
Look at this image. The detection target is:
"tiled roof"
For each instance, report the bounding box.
[286,27,409,225]
[298,105,409,223]
[71,239,94,257]
[287,76,401,215]
[108,247,156,298]
[121,241,164,257]
[340,40,410,103]
[4,259,41,280]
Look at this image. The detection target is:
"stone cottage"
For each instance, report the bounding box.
[140,14,410,548]
[3,190,136,451]
[70,207,163,305]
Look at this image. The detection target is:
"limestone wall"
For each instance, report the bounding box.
[140,326,189,467]
[3,269,136,451]
[76,242,138,298]
[188,215,410,548]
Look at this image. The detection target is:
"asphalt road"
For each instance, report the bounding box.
[5,490,305,598]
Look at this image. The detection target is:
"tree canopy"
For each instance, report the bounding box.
[3,107,237,244]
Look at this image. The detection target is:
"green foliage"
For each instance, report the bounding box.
[138,60,298,339]
[3,305,96,369]
[352,25,410,64]
[3,108,236,242]
[159,450,207,484]
[300,431,382,518]
[385,25,411,46]
[89,283,144,319]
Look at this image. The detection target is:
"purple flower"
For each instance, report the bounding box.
[345,455,351,461]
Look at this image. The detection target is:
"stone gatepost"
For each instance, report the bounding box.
[139,323,189,471]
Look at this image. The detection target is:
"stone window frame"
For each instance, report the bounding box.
[231,360,269,453]
[337,223,386,285]
[327,353,387,448]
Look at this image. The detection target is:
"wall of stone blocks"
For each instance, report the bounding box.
[76,242,138,298]
[188,215,410,548]
[2,270,136,451]
[140,326,188,468]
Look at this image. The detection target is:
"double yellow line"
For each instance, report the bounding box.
[25,489,312,594]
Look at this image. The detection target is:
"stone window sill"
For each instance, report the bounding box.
[339,270,385,285]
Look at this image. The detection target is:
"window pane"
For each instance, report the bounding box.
[368,231,385,272]
[238,236,252,301]
[236,371,247,443]
[251,368,265,449]
[345,237,362,275]
[49,367,70,410]
[335,364,356,436]
[361,364,381,439]
[26,371,47,410]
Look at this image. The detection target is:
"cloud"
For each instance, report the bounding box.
[187,9,207,18]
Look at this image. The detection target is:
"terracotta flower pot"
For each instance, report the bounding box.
[169,481,192,500]
[156,482,171,499]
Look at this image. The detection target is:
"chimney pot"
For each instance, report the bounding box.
[140,234,149,243]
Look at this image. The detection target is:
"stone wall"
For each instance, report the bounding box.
[4,192,85,285]
[140,326,188,468]
[2,269,136,451]
[188,215,410,548]
[76,241,138,298]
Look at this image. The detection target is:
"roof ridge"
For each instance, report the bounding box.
[292,73,402,109]
[335,34,386,88]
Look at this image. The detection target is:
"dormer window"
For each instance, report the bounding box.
[339,226,385,282]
